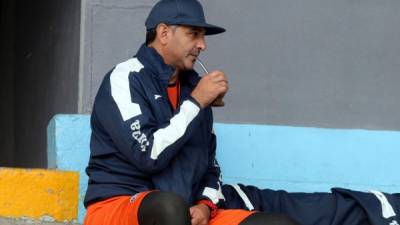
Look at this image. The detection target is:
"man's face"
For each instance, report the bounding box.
[165,25,207,71]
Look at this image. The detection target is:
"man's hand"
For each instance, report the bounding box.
[191,70,229,108]
[190,203,211,225]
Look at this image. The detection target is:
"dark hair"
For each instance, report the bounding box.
[145,28,157,45]
[145,25,178,45]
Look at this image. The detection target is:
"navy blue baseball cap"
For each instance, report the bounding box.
[145,0,226,35]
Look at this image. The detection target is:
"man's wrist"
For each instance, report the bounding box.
[188,95,203,109]
[197,199,218,218]
[190,93,206,108]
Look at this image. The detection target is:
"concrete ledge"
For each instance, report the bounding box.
[0,168,79,223]
[47,115,90,223]
[47,114,400,223]
[215,123,400,192]
[0,217,79,225]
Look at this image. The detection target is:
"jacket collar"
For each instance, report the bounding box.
[135,44,201,88]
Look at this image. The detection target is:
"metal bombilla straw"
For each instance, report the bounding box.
[197,58,209,74]
[196,59,225,107]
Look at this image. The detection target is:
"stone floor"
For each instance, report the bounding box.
[0,217,80,225]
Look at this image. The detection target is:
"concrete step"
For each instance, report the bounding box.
[0,217,79,225]
[0,168,79,224]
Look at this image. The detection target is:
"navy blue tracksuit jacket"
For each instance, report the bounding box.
[222,184,400,225]
[84,44,222,207]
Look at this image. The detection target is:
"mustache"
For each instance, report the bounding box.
[189,51,200,57]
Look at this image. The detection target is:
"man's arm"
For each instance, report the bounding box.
[195,132,223,204]
[92,66,203,174]
[189,131,222,225]
[191,131,223,223]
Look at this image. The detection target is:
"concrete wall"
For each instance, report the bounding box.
[0,168,79,223]
[79,0,157,113]
[12,0,81,167]
[202,0,400,131]
[0,0,15,166]
[48,115,400,223]
[79,0,400,131]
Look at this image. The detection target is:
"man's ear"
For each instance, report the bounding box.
[155,23,171,45]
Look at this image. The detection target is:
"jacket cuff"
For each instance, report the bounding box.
[186,95,202,109]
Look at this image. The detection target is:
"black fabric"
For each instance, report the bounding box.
[223,184,400,225]
[239,212,299,225]
[138,191,191,225]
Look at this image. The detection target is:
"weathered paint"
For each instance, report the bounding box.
[47,114,91,223]
[0,168,79,222]
[47,114,400,223]
[214,123,400,193]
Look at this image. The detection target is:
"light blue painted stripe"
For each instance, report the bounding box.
[47,114,91,223]
[47,115,400,222]
[214,123,400,193]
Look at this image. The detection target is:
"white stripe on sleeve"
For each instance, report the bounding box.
[150,100,200,160]
[231,184,255,211]
[202,187,219,204]
[369,190,396,219]
[110,58,144,121]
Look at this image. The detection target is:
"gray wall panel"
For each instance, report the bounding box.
[203,0,400,130]
[81,0,157,113]
[81,0,400,131]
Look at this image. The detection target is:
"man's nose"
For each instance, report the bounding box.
[197,37,207,51]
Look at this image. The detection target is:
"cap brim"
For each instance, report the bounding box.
[174,21,226,35]
[202,23,226,35]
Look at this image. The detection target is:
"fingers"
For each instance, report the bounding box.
[191,216,201,225]
[190,208,201,225]
[208,70,228,83]
[190,205,209,225]
[191,70,229,108]
[206,71,229,94]
[191,215,207,225]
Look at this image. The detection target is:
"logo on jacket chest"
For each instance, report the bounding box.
[130,120,149,152]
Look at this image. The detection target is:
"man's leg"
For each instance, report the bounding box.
[239,212,299,225]
[138,191,191,225]
[84,191,190,225]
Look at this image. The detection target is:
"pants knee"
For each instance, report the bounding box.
[138,191,190,225]
[153,192,189,216]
